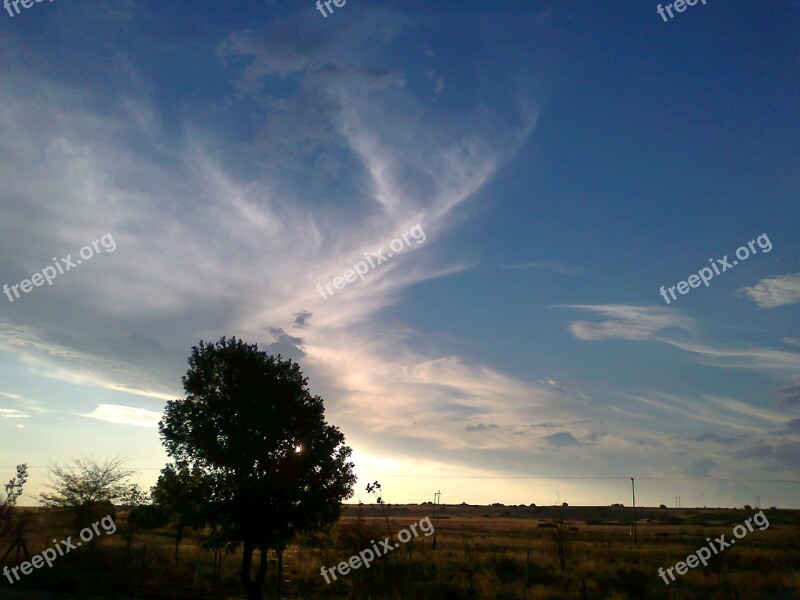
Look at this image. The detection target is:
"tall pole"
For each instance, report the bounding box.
[432,490,441,550]
[631,477,637,545]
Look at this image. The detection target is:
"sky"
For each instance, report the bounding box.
[0,0,798,509]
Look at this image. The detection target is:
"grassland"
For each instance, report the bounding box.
[1,504,798,599]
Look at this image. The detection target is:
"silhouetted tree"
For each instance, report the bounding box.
[125,503,168,560]
[366,480,397,563]
[0,464,27,534]
[150,463,208,562]
[159,337,356,600]
[0,464,30,564]
[38,456,136,530]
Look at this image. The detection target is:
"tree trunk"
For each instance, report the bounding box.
[240,538,268,600]
[277,549,283,600]
[240,537,256,600]
[175,522,184,563]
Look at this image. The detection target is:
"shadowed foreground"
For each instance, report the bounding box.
[1,504,798,599]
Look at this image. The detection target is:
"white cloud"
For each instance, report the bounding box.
[0,408,29,419]
[0,320,178,401]
[558,305,693,341]
[80,404,162,427]
[740,273,800,308]
[662,338,800,377]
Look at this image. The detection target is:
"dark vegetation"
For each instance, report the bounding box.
[1,503,798,599]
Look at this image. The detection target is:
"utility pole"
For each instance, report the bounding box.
[755,495,760,509]
[432,490,441,550]
[630,477,637,545]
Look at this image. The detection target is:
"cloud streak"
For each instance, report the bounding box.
[558,305,693,341]
[80,404,162,427]
[740,273,800,308]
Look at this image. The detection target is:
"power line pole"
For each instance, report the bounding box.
[432,490,441,550]
[631,477,637,545]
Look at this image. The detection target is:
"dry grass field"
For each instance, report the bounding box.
[1,504,798,599]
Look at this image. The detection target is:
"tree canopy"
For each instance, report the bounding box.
[38,456,139,508]
[158,337,356,600]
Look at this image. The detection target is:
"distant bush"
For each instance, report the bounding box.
[492,555,524,582]
[613,568,649,597]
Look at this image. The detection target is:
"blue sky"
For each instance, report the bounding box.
[0,0,798,508]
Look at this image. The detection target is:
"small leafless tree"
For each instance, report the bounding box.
[0,464,30,564]
[366,480,398,565]
[0,464,27,533]
[553,494,570,572]
[38,456,138,530]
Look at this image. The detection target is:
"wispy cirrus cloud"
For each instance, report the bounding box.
[557,305,693,341]
[0,320,178,401]
[556,305,800,378]
[740,273,800,309]
[0,7,543,477]
[0,408,29,419]
[661,339,800,377]
[622,391,789,434]
[80,404,162,427]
